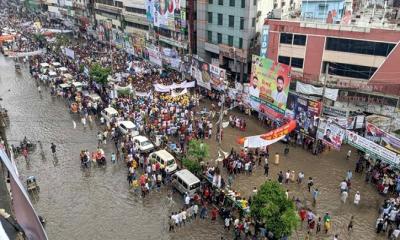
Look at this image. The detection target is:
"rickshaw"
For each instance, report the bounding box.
[26,176,40,192]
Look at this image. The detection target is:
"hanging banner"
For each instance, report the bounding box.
[296,81,339,101]
[286,92,321,138]
[318,119,346,150]
[346,130,400,166]
[237,120,296,148]
[154,81,195,92]
[323,106,349,118]
[7,49,45,57]
[64,47,75,59]
[365,122,400,154]
[191,58,211,90]
[249,55,291,115]
[146,0,187,31]
[210,64,226,91]
[147,48,162,66]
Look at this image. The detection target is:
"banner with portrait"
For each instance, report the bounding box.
[146,0,186,31]
[210,64,226,91]
[318,119,346,150]
[285,92,321,138]
[191,58,211,90]
[365,122,400,154]
[249,55,291,115]
[147,48,162,66]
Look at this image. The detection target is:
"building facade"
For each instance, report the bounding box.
[264,19,400,95]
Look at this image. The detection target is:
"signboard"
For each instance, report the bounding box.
[286,92,321,138]
[146,0,187,31]
[323,106,348,118]
[191,58,211,90]
[318,120,346,150]
[365,122,400,154]
[210,64,226,91]
[346,130,400,166]
[147,48,162,66]
[260,25,269,58]
[249,55,291,115]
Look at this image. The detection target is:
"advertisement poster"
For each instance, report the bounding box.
[346,130,400,166]
[319,120,346,150]
[249,55,291,115]
[286,92,321,138]
[210,64,226,91]
[191,58,211,90]
[146,0,186,31]
[147,48,162,66]
[365,122,400,154]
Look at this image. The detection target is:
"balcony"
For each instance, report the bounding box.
[159,35,188,49]
[218,44,248,63]
[95,3,122,15]
[123,12,147,26]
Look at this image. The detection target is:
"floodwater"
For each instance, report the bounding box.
[0,53,387,240]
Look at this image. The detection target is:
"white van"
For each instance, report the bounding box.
[149,150,177,174]
[132,135,154,153]
[117,120,139,137]
[101,107,118,123]
[172,169,201,196]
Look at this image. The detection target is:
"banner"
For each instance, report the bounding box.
[210,64,226,91]
[323,105,348,117]
[296,81,339,101]
[7,49,45,57]
[249,55,291,115]
[146,0,186,31]
[171,88,188,97]
[41,28,73,33]
[191,58,211,90]
[346,130,400,166]
[154,81,195,92]
[147,48,162,66]
[286,92,321,138]
[318,120,346,150]
[237,120,296,148]
[327,115,364,130]
[64,48,75,59]
[366,122,400,154]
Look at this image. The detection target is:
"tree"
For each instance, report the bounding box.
[250,181,299,239]
[187,140,209,162]
[89,63,111,87]
[182,158,202,175]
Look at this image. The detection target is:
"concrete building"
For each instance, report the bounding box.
[301,0,347,22]
[93,0,124,43]
[122,0,149,38]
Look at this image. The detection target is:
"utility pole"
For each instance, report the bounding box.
[313,62,329,154]
[218,79,226,146]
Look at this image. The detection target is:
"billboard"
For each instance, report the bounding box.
[191,59,226,91]
[365,122,400,154]
[286,92,321,138]
[146,0,186,31]
[249,55,291,115]
[210,64,226,91]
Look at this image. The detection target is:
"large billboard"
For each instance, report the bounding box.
[146,0,186,31]
[191,58,226,91]
[318,119,346,150]
[249,55,291,115]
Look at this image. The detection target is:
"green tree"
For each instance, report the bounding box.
[250,181,300,239]
[182,158,202,175]
[187,139,209,162]
[89,63,111,87]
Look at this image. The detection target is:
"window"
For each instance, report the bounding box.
[253,0,257,5]
[318,4,328,13]
[293,35,306,45]
[229,15,234,27]
[239,38,243,49]
[218,0,223,5]
[291,57,304,68]
[218,13,223,25]
[229,0,235,6]
[228,35,233,46]
[125,7,146,14]
[217,33,222,44]
[125,21,149,30]
[278,56,290,65]
[208,12,213,23]
[241,0,245,8]
[208,31,212,42]
[240,17,244,30]
[115,1,123,8]
[209,0,213,3]
[323,62,377,79]
[326,37,395,57]
[281,1,285,7]
[252,18,255,27]
[280,33,293,44]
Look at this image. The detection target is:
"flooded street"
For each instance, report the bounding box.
[0,52,388,240]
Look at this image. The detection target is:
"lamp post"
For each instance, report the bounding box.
[217,79,228,146]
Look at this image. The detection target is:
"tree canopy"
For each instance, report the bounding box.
[89,63,111,86]
[187,139,209,162]
[250,181,299,239]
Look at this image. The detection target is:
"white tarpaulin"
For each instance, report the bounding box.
[136,91,151,97]
[296,82,338,101]
[8,49,45,57]
[41,28,73,33]
[153,81,195,92]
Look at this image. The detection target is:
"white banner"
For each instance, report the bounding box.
[136,91,151,97]
[8,49,45,57]
[346,130,400,166]
[153,81,195,92]
[41,28,73,33]
[64,48,75,59]
[244,135,286,148]
[171,88,188,97]
[296,81,338,101]
[147,48,162,66]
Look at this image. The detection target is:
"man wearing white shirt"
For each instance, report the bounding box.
[249,75,260,111]
[271,75,287,108]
